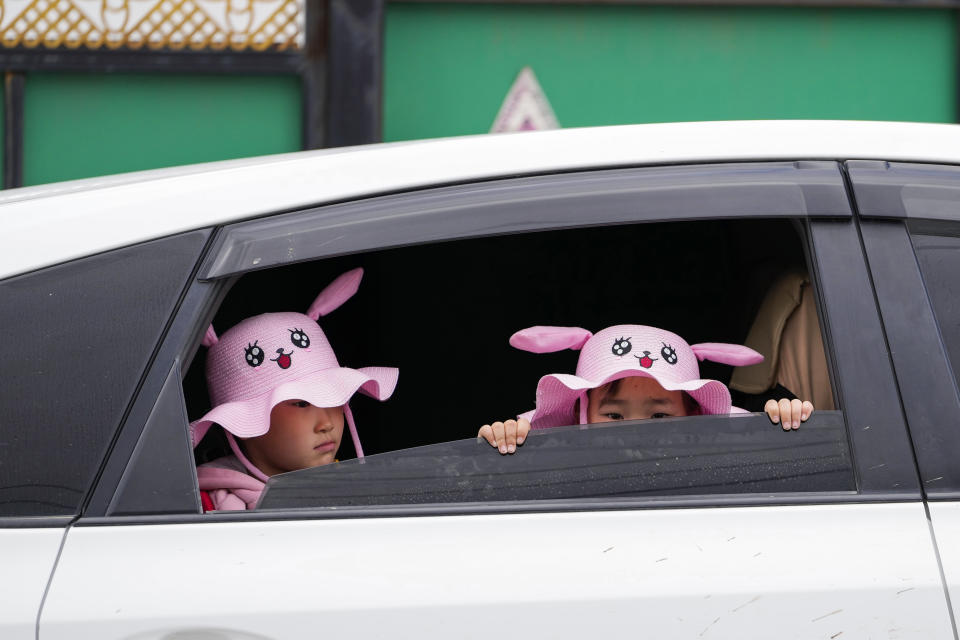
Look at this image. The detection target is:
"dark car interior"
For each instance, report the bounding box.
[187,218,813,465]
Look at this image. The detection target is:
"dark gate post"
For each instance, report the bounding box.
[325,0,384,147]
[4,72,24,189]
[302,0,327,150]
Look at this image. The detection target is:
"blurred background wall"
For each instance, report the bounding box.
[0,0,955,187]
[384,3,956,141]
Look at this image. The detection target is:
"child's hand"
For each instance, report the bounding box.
[478,418,530,454]
[764,398,814,430]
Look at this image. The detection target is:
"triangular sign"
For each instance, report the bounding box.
[491,67,560,133]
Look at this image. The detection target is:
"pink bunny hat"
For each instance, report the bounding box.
[512,324,763,429]
[190,268,398,476]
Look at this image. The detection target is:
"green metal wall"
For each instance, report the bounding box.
[22,73,302,186]
[384,4,956,141]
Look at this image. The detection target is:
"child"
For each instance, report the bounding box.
[191,268,398,510]
[479,324,814,454]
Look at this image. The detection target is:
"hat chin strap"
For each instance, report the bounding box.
[344,403,364,458]
[226,432,270,483]
[578,391,588,425]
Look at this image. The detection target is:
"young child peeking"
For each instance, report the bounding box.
[190,268,398,510]
[479,324,814,454]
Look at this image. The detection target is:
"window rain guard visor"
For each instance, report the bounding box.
[201,161,850,280]
[846,161,960,222]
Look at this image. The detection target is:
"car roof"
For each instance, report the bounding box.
[4,119,960,281]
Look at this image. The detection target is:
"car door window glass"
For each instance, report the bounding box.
[0,231,208,517]
[911,226,960,395]
[260,412,852,511]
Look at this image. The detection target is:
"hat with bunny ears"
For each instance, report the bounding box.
[190,268,398,464]
[513,324,763,428]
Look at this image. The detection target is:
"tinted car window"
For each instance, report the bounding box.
[0,231,208,517]
[912,227,960,394]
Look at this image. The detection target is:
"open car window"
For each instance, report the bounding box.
[187,217,825,461]
[185,217,859,513]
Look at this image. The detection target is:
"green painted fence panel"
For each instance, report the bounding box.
[384,4,956,141]
[23,73,301,186]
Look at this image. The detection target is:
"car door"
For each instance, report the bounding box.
[38,161,953,639]
[847,160,960,629]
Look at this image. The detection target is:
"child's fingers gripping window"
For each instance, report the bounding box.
[764,397,815,430]
[764,398,785,428]
[477,418,529,454]
[478,423,498,448]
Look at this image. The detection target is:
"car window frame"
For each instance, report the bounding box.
[84,161,923,523]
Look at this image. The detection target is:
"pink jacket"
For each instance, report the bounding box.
[196,455,265,511]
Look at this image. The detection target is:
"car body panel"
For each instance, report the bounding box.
[2,528,64,640]
[41,503,951,639]
[927,502,960,628]
[7,120,960,281]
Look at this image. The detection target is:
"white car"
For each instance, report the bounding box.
[4,120,960,639]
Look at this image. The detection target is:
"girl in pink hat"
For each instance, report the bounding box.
[191,268,398,510]
[479,324,814,454]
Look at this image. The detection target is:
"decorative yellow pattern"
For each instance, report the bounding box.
[126,0,227,50]
[0,0,303,51]
[1,0,104,49]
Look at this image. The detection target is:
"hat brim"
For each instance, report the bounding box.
[528,369,731,429]
[190,366,398,446]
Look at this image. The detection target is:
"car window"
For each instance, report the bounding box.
[911,227,960,397]
[189,219,813,450]
[0,231,208,517]
[186,214,857,512]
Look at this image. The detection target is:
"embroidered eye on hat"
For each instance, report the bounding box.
[512,324,762,428]
[190,268,398,461]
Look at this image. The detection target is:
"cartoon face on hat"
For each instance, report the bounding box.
[511,324,763,429]
[190,268,398,458]
[204,311,343,409]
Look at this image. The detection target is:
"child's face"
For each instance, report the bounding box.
[587,376,691,423]
[243,400,345,476]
